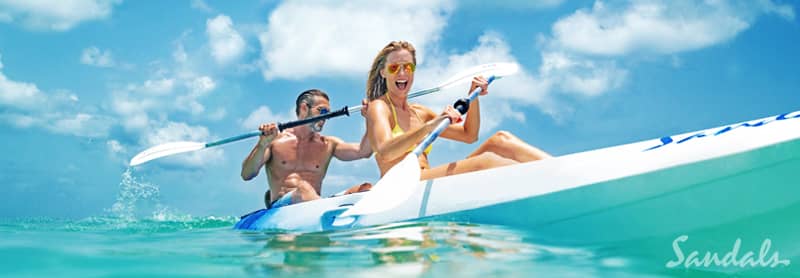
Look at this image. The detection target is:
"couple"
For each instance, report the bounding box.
[242,41,552,209]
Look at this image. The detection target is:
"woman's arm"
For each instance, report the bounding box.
[416,101,478,144]
[367,100,447,161]
[434,76,488,143]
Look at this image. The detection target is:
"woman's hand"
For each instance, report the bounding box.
[469,76,489,96]
[439,105,462,124]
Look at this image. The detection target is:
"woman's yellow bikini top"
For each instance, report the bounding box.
[385,94,433,155]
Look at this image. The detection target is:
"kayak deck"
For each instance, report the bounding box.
[236,110,800,245]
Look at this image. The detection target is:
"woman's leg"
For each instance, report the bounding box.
[421,152,516,180]
[467,131,551,162]
[420,131,550,180]
[343,182,373,194]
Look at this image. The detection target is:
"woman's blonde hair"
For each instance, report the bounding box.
[366,41,417,101]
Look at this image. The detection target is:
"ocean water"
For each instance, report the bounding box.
[2,171,798,277]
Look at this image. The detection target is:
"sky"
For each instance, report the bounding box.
[1,0,798,218]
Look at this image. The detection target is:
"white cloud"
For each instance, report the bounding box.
[47,112,113,137]
[191,0,213,13]
[176,76,216,115]
[512,0,794,120]
[173,43,188,63]
[141,121,224,167]
[1,54,113,136]
[112,85,164,131]
[0,53,45,109]
[188,76,215,95]
[539,51,626,97]
[111,74,218,130]
[0,0,121,31]
[0,69,44,109]
[258,0,454,80]
[80,46,115,67]
[142,78,175,95]
[549,0,794,56]
[462,0,565,9]
[107,139,125,154]
[241,105,296,130]
[208,108,226,121]
[111,90,156,130]
[759,0,796,20]
[206,14,246,65]
[1,113,37,128]
[11,109,114,139]
[103,40,225,168]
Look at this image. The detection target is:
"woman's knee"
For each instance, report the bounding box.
[487,130,516,147]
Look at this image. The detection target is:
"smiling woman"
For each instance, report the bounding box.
[363,40,552,180]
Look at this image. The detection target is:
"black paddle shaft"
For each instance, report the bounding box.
[277,106,350,131]
[276,98,467,133]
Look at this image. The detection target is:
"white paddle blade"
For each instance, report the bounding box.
[437,62,520,90]
[339,154,422,218]
[129,141,206,166]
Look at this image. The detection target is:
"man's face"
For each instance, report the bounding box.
[305,97,330,132]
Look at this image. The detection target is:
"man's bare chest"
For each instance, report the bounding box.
[269,138,332,172]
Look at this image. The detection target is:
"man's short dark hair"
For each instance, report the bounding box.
[295,89,329,116]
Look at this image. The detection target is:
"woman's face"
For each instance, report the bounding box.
[381,49,415,96]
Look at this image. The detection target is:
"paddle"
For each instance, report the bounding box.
[337,74,504,220]
[129,62,519,166]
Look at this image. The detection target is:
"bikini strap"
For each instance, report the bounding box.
[385,94,400,128]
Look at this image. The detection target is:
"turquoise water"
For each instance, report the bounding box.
[3,215,798,277]
[2,171,798,277]
[4,214,799,277]
[0,217,653,278]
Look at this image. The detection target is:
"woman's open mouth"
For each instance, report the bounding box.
[396,80,408,90]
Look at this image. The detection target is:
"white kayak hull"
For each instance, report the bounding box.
[236,110,800,245]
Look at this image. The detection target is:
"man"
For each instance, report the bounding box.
[241,89,372,209]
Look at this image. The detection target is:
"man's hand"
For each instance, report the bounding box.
[258,123,278,146]
[360,98,369,117]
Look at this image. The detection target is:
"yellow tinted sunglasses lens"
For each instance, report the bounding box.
[405,63,415,73]
[387,64,400,74]
[387,63,415,74]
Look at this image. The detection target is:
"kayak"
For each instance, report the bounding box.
[235,110,800,244]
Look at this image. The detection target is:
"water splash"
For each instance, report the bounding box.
[98,168,237,232]
[108,168,165,221]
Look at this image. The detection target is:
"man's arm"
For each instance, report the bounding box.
[241,123,277,180]
[331,134,373,161]
[332,98,374,161]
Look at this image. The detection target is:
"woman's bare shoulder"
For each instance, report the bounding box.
[410,103,436,118]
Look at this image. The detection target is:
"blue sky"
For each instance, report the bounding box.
[1,0,798,218]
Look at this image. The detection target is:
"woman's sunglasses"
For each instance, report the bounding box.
[386,63,416,75]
